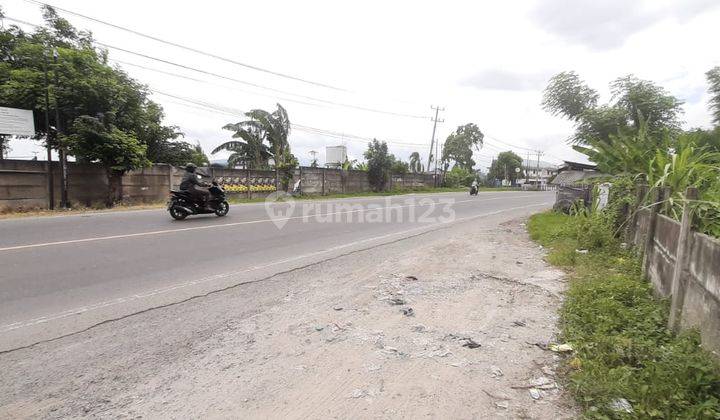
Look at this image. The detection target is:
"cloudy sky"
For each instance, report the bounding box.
[3,0,720,168]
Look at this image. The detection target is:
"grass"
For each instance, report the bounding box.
[528,211,720,419]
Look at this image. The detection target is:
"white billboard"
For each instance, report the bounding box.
[0,107,35,136]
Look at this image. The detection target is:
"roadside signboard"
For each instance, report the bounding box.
[0,107,35,136]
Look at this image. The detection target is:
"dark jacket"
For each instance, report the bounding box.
[179,172,202,190]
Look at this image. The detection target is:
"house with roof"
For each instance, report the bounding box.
[551,161,607,186]
[517,159,558,188]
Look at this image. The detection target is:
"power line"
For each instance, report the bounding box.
[24,0,349,92]
[484,133,536,152]
[4,15,428,120]
[109,59,329,110]
[152,90,429,149]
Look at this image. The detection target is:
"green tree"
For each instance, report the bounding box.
[444,166,475,187]
[542,72,683,145]
[441,123,484,171]
[66,115,149,206]
[707,66,720,126]
[0,6,190,175]
[154,141,209,167]
[541,71,598,122]
[355,161,368,171]
[390,158,409,174]
[487,151,523,184]
[409,151,423,173]
[364,139,392,191]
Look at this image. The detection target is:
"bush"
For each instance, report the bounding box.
[444,166,475,187]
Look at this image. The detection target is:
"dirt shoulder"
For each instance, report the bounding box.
[0,212,575,419]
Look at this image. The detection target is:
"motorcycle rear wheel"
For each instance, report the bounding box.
[169,206,189,220]
[215,201,229,217]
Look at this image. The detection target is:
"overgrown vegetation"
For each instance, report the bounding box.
[528,211,720,418]
[542,69,720,238]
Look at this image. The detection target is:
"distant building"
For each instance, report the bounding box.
[325,145,347,168]
[517,159,558,188]
[551,161,606,186]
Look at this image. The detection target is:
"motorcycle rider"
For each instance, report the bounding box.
[179,163,210,207]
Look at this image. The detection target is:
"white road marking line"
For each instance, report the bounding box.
[0,195,539,252]
[0,202,551,333]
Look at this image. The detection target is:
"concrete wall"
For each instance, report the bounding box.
[629,206,720,354]
[0,160,438,210]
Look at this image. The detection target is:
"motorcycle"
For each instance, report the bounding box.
[168,179,229,220]
[469,185,479,196]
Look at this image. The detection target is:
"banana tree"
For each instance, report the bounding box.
[409,151,424,173]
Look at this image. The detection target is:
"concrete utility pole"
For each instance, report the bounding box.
[53,48,69,209]
[535,150,543,190]
[525,151,530,183]
[427,105,444,186]
[43,50,54,210]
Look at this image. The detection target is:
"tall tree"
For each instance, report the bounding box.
[487,151,523,184]
[441,123,484,171]
[0,6,194,162]
[708,66,720,126]
[364,139,393,191]
[542,72,683,145]
[541,71,598,122]
[66,115,148,206]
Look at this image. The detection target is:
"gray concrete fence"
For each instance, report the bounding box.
[0,160,438,211]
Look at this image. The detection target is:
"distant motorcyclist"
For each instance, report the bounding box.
[179,163,210,206]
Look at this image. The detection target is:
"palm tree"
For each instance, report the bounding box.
[409,151,423,173]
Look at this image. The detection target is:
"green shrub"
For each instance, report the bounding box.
[528,211,720,419]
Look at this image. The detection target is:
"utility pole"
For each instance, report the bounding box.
[43,50,55,210]
[53,48,69,209]
[427,105,444,186]
[535,150,543,190]
[525,151,530,184]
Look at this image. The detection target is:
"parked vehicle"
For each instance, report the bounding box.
[168,180,229,220]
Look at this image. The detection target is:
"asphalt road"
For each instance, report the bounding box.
[0,190,554,351]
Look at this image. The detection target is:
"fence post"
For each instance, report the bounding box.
[167,164,174,191]
[629,183,648,243]
[643,187,665,275]
[340,168,347,194]
[321,168,326,196]
[668,187,698,332]
[246,168,251,199]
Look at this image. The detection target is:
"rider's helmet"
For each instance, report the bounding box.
[185,163,197,173]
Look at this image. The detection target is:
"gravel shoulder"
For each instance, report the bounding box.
[0,211,576,419]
